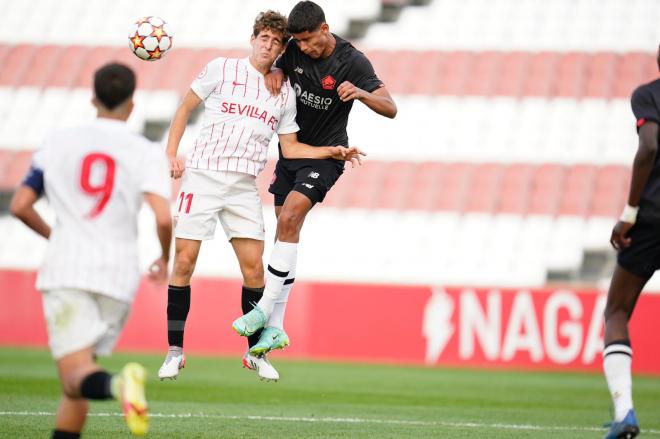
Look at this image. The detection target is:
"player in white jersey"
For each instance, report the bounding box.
[158,10,363,382]
[10,63,172,438]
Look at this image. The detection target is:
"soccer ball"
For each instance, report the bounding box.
[128,16,173,61]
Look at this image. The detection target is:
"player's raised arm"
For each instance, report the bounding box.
[143,192,172,282]
[278,132,366,166]
[10,166,51,239]
[337,83,397,119]
[166,89,202,179]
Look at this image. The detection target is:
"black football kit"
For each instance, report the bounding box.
[269,34,384,205]
[618,78,660,278]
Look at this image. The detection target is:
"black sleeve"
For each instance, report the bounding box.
[275,42,294,74]
[631,85,660,131]
[348,52,384,93]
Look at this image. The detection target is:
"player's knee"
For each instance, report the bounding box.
[172,252,196,281]
[241,259,264,285]
[60,375,81,398]
[277,211,303,239]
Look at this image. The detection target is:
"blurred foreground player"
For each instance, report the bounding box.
[157,10,363,382]
[232,1,396,355]
[600,47,660,439]
[10,63,172,437]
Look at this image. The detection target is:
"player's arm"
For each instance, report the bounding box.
[166,89,202,178]
[10,167,50,239]
[611,121,659,249]
[264,68,285,96]
[278,132,366,166]
[337,84,397,119]
[143,192,172,282]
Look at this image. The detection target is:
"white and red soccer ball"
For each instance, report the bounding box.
[128,16,173,61]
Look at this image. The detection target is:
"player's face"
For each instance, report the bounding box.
[250,29,285,66]
[291,23,331,59]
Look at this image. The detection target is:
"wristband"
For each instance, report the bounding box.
[619,204,639,224]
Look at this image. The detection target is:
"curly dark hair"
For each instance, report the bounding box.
[253,10,290,44]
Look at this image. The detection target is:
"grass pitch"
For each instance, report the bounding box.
[1,347,659,438]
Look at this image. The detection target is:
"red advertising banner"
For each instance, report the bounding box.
[1,269,659,374]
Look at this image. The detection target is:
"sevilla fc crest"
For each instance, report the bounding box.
[321,75,336,90]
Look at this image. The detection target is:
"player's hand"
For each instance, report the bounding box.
[329,146,366,167]
[265,68,285,96]
[169,155,185,179]
[148,256,169,283]
[337,81,365,102]
[610,221,634,250]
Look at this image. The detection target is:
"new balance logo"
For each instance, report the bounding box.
[308,171,319,179]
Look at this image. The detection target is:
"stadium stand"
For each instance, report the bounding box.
[0,0,658,288]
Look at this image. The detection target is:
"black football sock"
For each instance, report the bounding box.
[80,370,114,400]
[167,285,191,348]
[242,285,265,348]
[52,430,81,439]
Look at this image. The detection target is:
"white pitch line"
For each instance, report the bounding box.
[1,411,659,435]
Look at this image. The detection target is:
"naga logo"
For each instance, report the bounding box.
[294,66,304,74]
[294,83,333,110]
[321,74,336,90]
[302,183,314,189]
[308,171,319,179]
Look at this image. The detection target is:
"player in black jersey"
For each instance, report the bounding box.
[600,49,660,439]
[231,1,396,355]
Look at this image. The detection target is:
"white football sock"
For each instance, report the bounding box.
[257,241,297,317]
[268,266,295,330]
[603,343,633,422]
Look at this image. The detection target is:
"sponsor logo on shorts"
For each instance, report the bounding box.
[308,171,319,179]
[294,66,304,74]
[302,183,314,189]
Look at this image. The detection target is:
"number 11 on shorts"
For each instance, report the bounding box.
[178,192,193,214]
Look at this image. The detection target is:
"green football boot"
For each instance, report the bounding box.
[232,305,267,336]
[249,326,290,356]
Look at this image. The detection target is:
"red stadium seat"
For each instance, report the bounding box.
[497,163,535,214]
[47,46,89,87]
[432,162,472,212]
[464,163,503,213]
[495,52,528,97]
[528,164,565,215]
[590,165,630,217]
[0,151,32,191]
[373,161,417,210]
[406,162,445,211]
[559,164,596,216]
[0,44,34,86]
[556,52,587,98]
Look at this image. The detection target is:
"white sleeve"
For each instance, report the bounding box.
[190,57,225,100]
[276,81,300,135]
[139,143,171,199]
[32,133,54,171]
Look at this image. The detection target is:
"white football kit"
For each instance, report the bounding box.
[174,57,299,242]
[32,118,170,358]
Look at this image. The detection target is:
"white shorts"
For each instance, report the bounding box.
[42,289,130,360]
[174,169,265,241]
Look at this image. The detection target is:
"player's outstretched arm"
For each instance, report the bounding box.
[337,83,397,119]
[144,192,172,282]
[278,133,366,166]
[10,186,51,239]
[166,89,202,179]
[611,121,658,250]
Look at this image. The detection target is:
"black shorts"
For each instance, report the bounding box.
[617,219,660,279]
[268,159,344,206]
